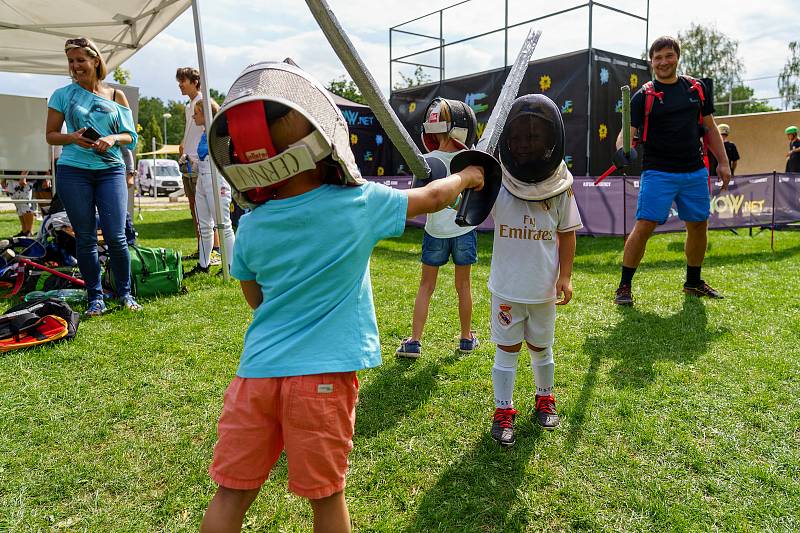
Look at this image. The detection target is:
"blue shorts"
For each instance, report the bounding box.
[421,230,478,267]
[636,167,710,224]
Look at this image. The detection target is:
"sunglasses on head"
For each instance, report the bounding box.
[64,38,98,57]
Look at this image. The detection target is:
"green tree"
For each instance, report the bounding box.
[677,23,744,98]
[139,116,163,153]
[112,66,131,85]
[209,88,226,105]
[716,85,776,115]
[778,41,800,110]
[326,76,365,104]
[393,65,432,90]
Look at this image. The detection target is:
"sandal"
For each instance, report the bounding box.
[85,299,107,317]
[120,295,143,312]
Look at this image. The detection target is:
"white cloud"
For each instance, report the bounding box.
[1,0,796,105]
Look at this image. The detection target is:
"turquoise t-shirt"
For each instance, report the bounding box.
[48,83,138,169]
[231,182,408,378]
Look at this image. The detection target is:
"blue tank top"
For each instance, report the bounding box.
[49,83,138,170]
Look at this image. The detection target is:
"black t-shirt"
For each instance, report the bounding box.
[787,139,800,173]
[631,77,715,173]
[708,140,740,176]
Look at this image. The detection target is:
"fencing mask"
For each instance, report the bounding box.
[208,61,363,208]
[498,94,572,201]
[421,97,477,152]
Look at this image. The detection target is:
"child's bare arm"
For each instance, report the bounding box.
[405,165,484,219]
[556,230,576,305]
[240,280,263,309]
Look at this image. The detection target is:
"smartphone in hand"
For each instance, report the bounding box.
[82,126,101,142]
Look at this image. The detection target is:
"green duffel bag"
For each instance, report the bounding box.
[109,245,184,298]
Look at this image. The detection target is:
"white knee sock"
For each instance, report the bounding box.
[492,347,520,409]
[529,346,555,396]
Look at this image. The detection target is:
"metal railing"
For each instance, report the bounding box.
[389,0,650,91]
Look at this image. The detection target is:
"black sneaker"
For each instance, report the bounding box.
[184,264,210,278]
[182,250,200,261]
[534,394,560,430]
[683,280,723,299]
[491,408,517,447]
[614,284,634,305]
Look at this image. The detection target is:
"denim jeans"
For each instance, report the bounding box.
[56,164,131,302]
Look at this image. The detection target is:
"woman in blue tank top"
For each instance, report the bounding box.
[45,37,141,316]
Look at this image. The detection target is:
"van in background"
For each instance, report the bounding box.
[137,159,181,197]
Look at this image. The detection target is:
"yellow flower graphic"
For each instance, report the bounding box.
[539,75,552,92]
[599,123,608,141]
[377,166,385,176]
[409,102,417,113]
[630,73,639,89]
[350,133,359,145]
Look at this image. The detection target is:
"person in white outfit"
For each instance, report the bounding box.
[184,99,235,277]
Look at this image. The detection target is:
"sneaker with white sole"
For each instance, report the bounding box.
[396,338,422,358]
[459,331,479,353]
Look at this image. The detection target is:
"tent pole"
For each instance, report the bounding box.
[191,0,230,281]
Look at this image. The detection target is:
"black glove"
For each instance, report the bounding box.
[612,147,638,169]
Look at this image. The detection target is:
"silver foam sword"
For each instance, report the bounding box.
[450,27,542,226]
[305,0,430,182]
[306,0,540,225]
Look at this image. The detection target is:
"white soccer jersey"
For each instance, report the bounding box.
[488,186,583,303]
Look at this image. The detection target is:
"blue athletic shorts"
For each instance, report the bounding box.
[636,167,710,224]
[421,229,478,267]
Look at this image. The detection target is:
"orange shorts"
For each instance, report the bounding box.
[209,372,358,499]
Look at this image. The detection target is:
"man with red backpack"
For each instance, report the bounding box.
[613,35,731,306]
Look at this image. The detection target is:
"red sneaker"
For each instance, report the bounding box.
[534,394,560,430]
[490,408,517,447]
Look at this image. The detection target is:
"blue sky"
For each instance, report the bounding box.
[0,0,796,109]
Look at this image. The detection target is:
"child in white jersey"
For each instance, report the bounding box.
[488,94,582,447]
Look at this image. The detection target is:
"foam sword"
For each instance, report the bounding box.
[305,0,430,182]
[594,84,636,185]
[305,0,540,226]
[449,27,542,226]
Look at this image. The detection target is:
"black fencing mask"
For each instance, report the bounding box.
[499,94,564,184]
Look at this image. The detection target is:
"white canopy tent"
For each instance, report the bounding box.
[0,0,231,279]
[0,0,191,75]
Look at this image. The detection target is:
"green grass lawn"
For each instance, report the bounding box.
[1,208,798,532]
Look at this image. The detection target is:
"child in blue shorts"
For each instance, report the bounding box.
[396,98,480,358]
[198,62,484,532]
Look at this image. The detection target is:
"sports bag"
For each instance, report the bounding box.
[108,245,183,298]
[0,298,80,352]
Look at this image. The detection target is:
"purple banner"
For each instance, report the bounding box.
[367,173,800,235]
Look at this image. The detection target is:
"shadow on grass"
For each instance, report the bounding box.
[356,352,460,439]
[134,217,196,241]
[405,428,545,531]
[567,296,726,450]
[574,242,800,274]
[666,241,713,253]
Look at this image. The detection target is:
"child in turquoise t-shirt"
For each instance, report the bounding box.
[199,63,485,532]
